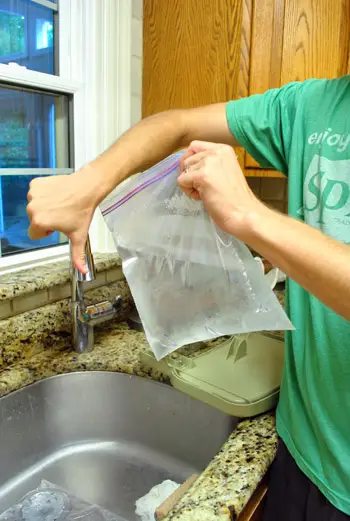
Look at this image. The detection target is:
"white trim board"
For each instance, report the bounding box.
[84,0,132,253]
[0,64,81,94]
[0,245,69,275]
[0,169,73,176]
[31,0,58,11]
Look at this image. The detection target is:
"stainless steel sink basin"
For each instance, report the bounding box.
[0,372,237,521]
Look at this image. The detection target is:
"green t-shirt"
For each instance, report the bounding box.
[226,76,350,514]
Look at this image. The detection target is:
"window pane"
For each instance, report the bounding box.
[0,84,71,257]
[0,84,70,168]
[0,0,56,75]
[0,174,67,257]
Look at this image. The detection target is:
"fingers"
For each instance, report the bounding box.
[180,141,231,172]
[187,189,201,200]
[178,168,197,189]
[183,151,208,170]
[180,141,222,172]
[179,145,217,198]
[27,205,53,240]
[70,232,88,274]
[28,223,48,240]
[178,141,238,202]
[179,148,196,171]
[178,186,202,200]
[178,168,202,200]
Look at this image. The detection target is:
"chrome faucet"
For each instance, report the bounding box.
[71,235,122,353]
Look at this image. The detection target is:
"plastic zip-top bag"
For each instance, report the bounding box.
[0,480,125,521]
[100,152,293,360]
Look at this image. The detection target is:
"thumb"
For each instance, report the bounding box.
[28,223,50,240]
[70,232,88,274]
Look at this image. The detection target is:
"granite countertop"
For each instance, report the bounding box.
[0,253,121,301]
[0,322,165,396]
[164,414,277,521]
[0,322,278,520]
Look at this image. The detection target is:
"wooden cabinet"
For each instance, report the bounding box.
[246,0,350,172]
[142,0,243,112]
[142,0,350,178]
[237,479,268,521]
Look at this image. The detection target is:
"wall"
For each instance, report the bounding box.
[248,178,288,214]
[130,2,288,213]
[131,0,143,126]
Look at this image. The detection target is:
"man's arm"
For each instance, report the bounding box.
[90,103,238,202]
[27,103,237,271]
[244,209,350,320]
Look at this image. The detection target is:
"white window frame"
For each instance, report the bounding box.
[0,0,132,275]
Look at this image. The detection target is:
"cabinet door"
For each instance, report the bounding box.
[281,0,350,84]
[143,0,243,115]
[246,0,350,171]
[143,0,255,172]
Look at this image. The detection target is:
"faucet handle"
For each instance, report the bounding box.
[76,235,96,282]
[81,296,123,325]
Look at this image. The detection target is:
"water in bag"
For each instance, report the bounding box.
[100,152,293,360]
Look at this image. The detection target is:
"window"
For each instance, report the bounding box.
[0,0,78,267]
[0,0,56,75]
[0,0,132,273]
[0,84,72,256]
[35,18,53,51]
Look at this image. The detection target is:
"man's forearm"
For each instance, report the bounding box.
[242,209,350,320]
[82,103,236,203]
[88,110,187,201]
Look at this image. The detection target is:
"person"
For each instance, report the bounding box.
[27,76,350,520]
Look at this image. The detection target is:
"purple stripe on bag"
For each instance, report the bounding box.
[101,160,179,216]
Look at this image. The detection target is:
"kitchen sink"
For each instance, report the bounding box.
[0,372,237,521]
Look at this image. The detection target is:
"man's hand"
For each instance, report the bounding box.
[27,166,101,274]
[179,140,267,240]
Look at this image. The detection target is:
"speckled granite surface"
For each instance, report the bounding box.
[164,414,277,521]
[0,280,132,368]
[0,322,166,397]
[0,253,121,301]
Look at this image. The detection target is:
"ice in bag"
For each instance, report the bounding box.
[0,481,124,521]
[100,152,293,360]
